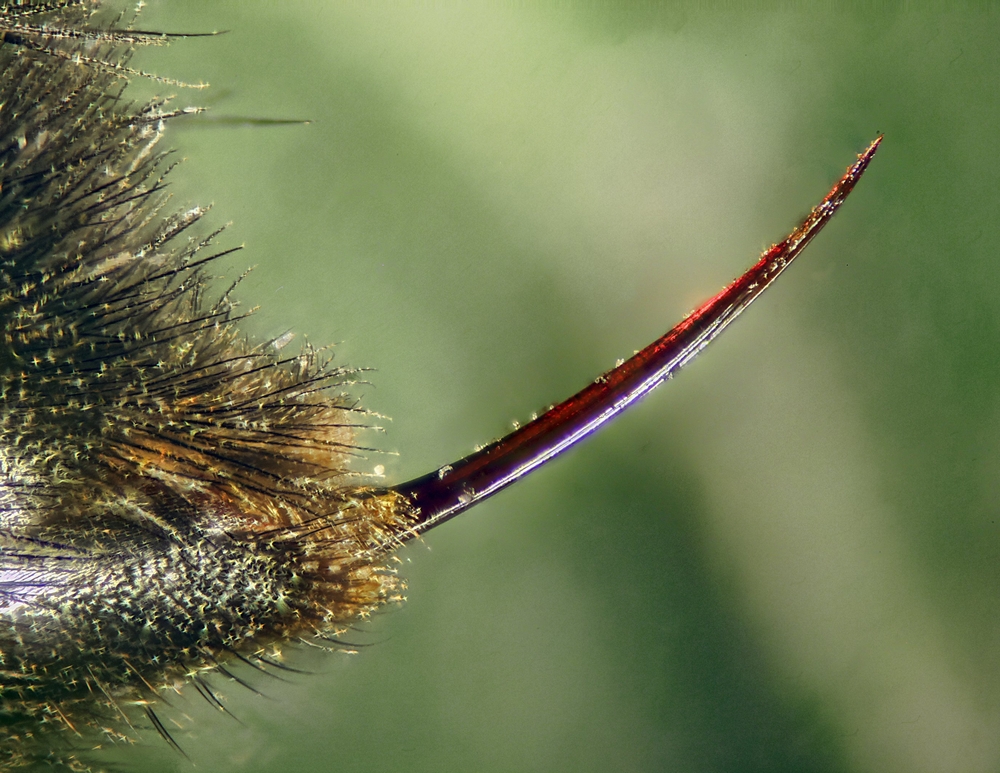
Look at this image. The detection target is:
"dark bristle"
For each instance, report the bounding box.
[143,706,188,760]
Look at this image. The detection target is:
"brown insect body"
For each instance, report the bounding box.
[0,3,416,767]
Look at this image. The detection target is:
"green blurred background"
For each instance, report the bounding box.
[100,3,1000,771]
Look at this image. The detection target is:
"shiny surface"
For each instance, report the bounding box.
[395,139,881,534]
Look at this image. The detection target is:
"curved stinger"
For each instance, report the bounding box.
[391,136,883,537]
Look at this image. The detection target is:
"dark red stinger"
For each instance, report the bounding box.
[392,136,882,536]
